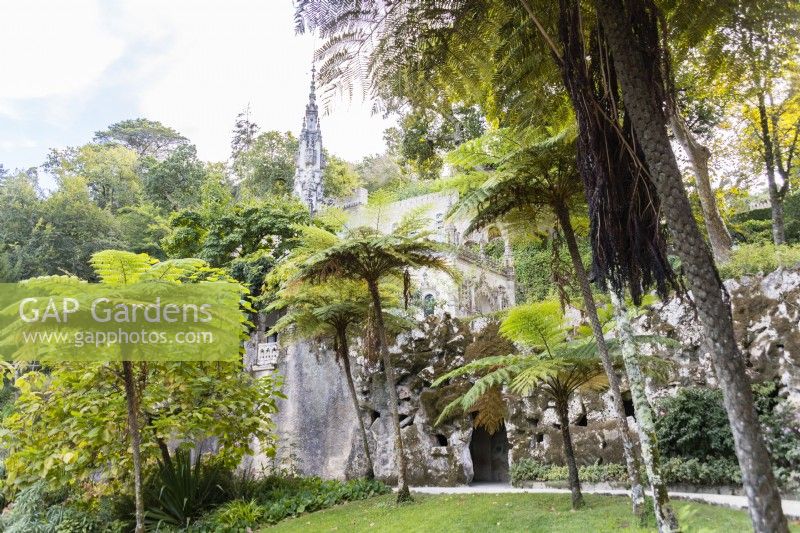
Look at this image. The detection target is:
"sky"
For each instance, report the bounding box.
[0,0,393,186]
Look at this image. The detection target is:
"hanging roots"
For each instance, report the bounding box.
[556,0,678,305]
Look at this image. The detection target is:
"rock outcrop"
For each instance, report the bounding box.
[259,266,800,485]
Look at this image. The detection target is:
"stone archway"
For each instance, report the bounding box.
[469,424,510,483]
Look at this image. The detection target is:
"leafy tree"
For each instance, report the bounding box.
[0,170,41,281]
[355,152,403,192]
[140,144,206,212]
[94,118,188,160]
[116,204,170,259]
[233,131,298,197]
[231,106,260,160]
[294,217,455,501]
[22,177,121,280]
[2,251,277,532]
[385,105,485,179]
[163,197,311,299]
[48,144,141,212]
[322,153,362,199]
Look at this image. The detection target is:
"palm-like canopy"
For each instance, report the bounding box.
[296,218,457,292]
[432,301,606,426]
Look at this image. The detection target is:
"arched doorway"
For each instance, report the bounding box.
[469,424,510,483]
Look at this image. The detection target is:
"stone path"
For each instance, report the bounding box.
[410,483,800,519]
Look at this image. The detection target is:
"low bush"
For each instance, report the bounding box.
[196,477,390,530]
[510,460,627,486]
[718,243,800,279]
[655,388,736,461]
[658,458,741,486]
[510,458,740,487]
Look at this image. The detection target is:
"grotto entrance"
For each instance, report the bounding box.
[469,424,510,483]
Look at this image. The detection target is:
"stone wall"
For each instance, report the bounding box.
[257,266,800,486]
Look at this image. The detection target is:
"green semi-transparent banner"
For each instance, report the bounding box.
[0,279,245,361]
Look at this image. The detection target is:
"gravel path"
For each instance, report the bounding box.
[410,483,800,519]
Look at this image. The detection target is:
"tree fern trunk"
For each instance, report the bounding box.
[554,201,645,520]
[338,328,375,479]
[123,360,145,533]
[669,112,733,262]
[610,293,679,533]
[757,91,786,245]
[556,397,584,509]
[368,280,412,502]
[594,2,787,530]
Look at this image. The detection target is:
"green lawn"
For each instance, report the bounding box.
[264,493,800,532]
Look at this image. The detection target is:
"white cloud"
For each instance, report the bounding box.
[0,0,123,102]
[117,0,392,163]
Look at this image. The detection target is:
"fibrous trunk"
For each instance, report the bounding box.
[555,397,584,509]
[368,281,412,502]
[594,1,788,531]
[669,112,733,262]
[610,293,679,533]
[757,92,786,245]
[123,360,145,533]
[554,201,645,519]
[338,328,375,479]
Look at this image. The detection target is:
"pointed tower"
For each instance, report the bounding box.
[293,67,326,213]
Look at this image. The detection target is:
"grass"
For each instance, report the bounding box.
[263,493,800,532]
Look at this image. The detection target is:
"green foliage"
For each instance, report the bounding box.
[510,458,741,487]
[196,477,390,530]
[510,460,628,486]
[0,482,127,533]
[1,251,281,500]
[144,450,232,528]
[140,144,206,212]
[655,388,736,461]
[164,198,311,298]
[717,243,800,279]
[232,130,298,197]
[658,458,742,487]
[94,118,188,159]
[21,177,122,280]
[323,153,362,199]
[753,381,800,491]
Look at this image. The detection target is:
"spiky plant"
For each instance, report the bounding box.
[294,215,456,501]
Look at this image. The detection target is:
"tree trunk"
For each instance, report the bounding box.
[594,2,788,531]
[554,201,646,520]
[610,293,679,533]
[757,91,786,245]
[338,328,375,479]
[555,396,584,509]
[368,280,412,502]
[123,360,145,533]
[669,112,733,262]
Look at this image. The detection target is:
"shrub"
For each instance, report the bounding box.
[197,499,265,531]
[718,243,800,279]
[655,388,736,461]
[510,460,627,486]
[144,449,234,528]
[753,382,800,492]
[197,476,391,528]
[510,458,740,487]
[658,458,741,486]
[0,482,127,533]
